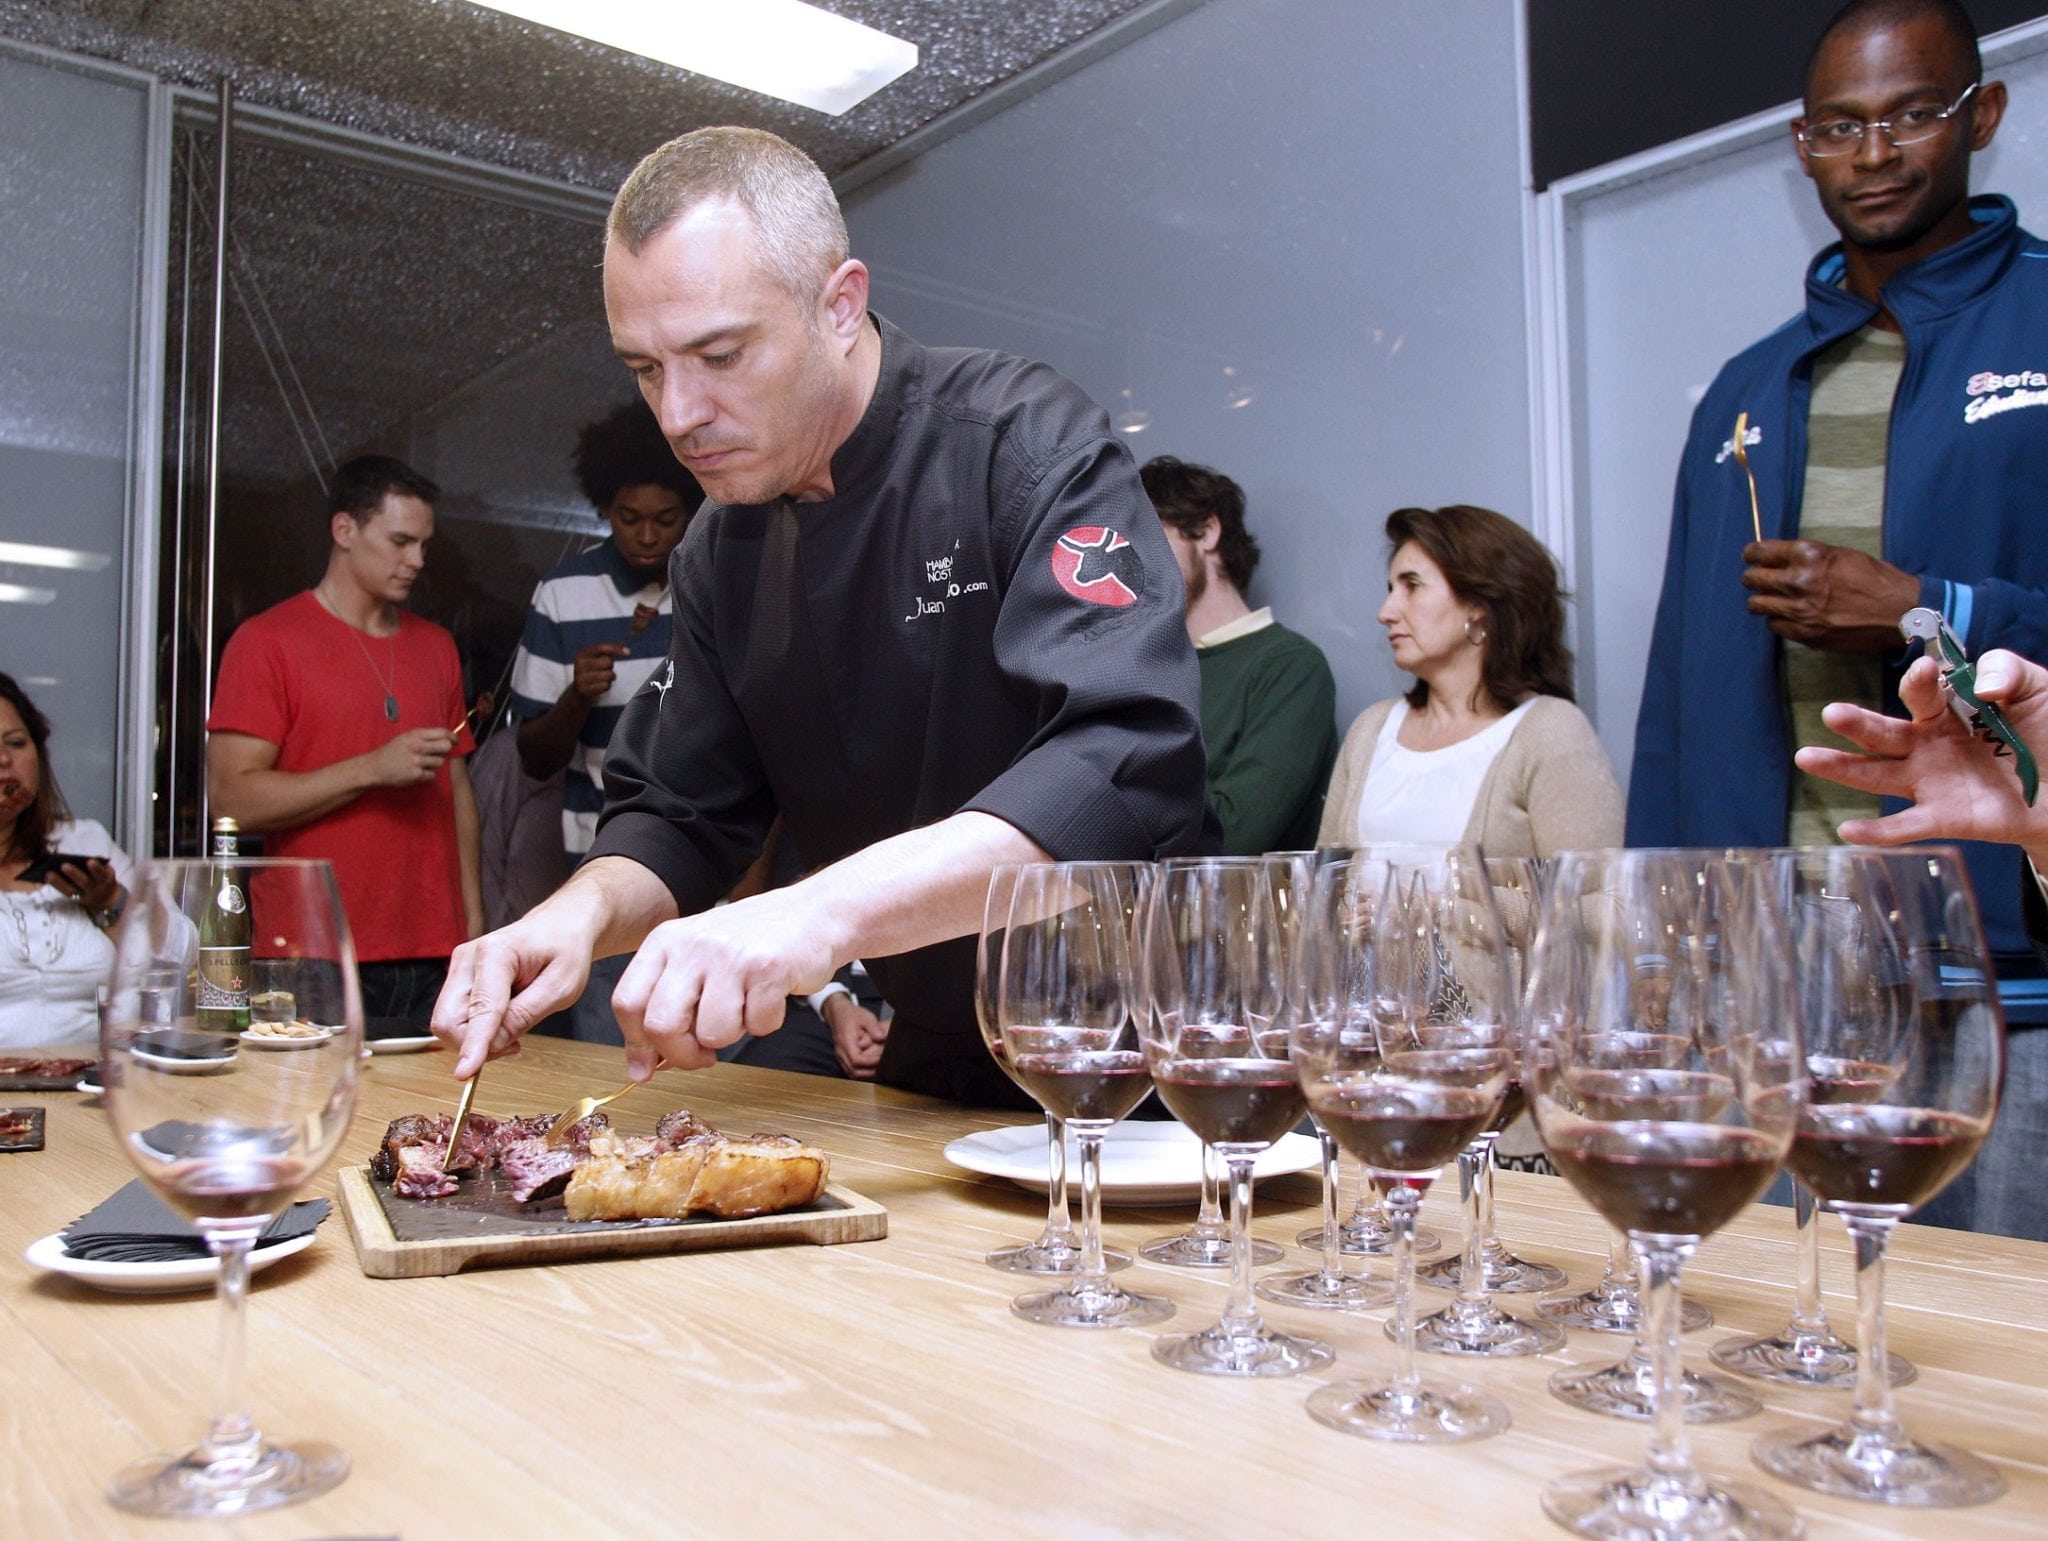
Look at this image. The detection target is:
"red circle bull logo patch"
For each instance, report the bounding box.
[1050,526,1140,607]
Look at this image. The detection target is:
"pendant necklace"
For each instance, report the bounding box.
[316,583,401,722]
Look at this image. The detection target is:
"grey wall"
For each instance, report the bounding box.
[842,0,1532,734]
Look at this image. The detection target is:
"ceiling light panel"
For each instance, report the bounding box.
[465,0,919,116]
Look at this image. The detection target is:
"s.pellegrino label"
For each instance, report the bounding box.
[198,818,251,1030]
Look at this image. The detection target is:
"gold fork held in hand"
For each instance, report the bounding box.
[545,1062,666,1147]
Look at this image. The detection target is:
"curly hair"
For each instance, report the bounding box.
[573,401,705,514]
[1385,505,1575,715]
[1139,456,1260,592]
[0,672,71,864]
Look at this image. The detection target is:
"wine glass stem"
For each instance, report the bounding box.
[1790,1180,1828,1334]
[1317,1128,1343,1277]
[1846,1214,1902,1440]
[1043,1113,1075,1243]
[1635,1237,1699,1485]
[1454,1141,1486,1305]
[1221,1156,1260,1335]
[1384,1180,1422,1398]
[202,1227,263,1469]
[1601,1230,1631,1298]
[1194,1141,1225,1239]
[1475,1132,1501,1255]
[1074,1127,1110,1291]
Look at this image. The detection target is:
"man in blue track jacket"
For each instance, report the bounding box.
[1629,0,2048,1239]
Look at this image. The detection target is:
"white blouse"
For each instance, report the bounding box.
[0,819,133,1049]
[1351,699,1536,847]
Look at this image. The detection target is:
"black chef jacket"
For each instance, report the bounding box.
[588,314,1212,1104]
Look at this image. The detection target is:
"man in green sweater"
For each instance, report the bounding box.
[1141,457,1338,854]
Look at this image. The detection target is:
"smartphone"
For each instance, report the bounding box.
[17,851,98,885]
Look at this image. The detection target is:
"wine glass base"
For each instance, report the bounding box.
[1409,1300,1566,1358]
[1151,1322,1335,1377]
[1548,1358,1761,1423]
[984,1238,1133,1276]
[1542,1463,1800,1540]
[1710,1328,1915,1390]
[1324,1218,1442,1257]
[108,1440,348,1518]
[1011,1282,1175,1330]
[1536,1288,1713,1334]
[1752,1423,2007,1507]
[1306,1376,1510,1444]
[1418,1249,1568,1295]
[1254,1268,1394,1311]
[1140,1232,1283,1269]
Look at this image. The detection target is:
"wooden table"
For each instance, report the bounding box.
[4,1037,2044,1539]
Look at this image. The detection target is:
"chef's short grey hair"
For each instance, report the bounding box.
[608,126,848,309]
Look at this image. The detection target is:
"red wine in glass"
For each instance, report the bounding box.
[1153,1057,1306,1149]
[1308,1079,1496,1174]
[1011,1048,1153,1125]
[1547,1124,1785,1240]
[1785,1106,1983,1212]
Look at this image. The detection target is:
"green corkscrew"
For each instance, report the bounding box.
[1898,607,2039,808]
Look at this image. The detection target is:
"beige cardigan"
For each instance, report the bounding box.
[1315,694,1624,858]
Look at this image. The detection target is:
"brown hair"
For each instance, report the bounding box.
[1385,505,1575,715]
[0,672,71,864]
[608,126,848,305]
[1140,456,1260,591]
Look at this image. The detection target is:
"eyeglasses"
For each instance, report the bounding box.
[1796,82,1977,157]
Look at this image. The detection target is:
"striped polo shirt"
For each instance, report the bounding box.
[507,540,674,857]
[1784,324,1899,847]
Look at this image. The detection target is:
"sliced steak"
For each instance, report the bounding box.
[391,1141,461,1199]
[498,1137,585,1204]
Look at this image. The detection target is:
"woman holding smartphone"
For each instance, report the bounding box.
[0,672,133,1046]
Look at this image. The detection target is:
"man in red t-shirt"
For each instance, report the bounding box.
[208,456,482,1019]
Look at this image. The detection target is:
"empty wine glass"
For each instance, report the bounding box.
[1527,848,1804,1539]
[998,862,1172,1330]
[1714,849,1916,1391]
[974,863,1131,1277]
[1298,849,1512,1442]
[1751,846,2005,1507]
[102,858,361,1517]
[1144,857,1331,1375]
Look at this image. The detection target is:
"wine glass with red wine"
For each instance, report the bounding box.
[101,858,361,1518]
[1526,849,1804,1540]
[1256,850,1393,1312]
[1296,848,1514,1442]
[1751,846,2004,1507]
[998,862,1173,1330]
[974,863,1132,1278]
[1713,850,1917,1392]
[1410,855,1567,1358]
[1142,857,1333,1374]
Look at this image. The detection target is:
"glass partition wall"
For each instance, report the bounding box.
[153,95,626,856]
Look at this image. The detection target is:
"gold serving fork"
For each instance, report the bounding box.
[1730,410,1763,543]
[544,1061,666,1147]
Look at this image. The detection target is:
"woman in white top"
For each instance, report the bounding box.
[1317,506,1623,859]
[0,673,134,1048]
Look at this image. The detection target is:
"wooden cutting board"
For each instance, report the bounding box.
[338,1164,887,1279]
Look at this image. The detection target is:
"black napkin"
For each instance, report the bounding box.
[60,1179,330,1264]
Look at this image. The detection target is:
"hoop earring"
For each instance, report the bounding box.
[1464,618,1487,647]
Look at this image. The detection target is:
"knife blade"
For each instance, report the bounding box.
[444,1070,480,1175]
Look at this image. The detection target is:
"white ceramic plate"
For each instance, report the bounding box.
[239,1026,336,1050]
[23,1230,317,1294]
[943,1121,1320,1206]
[75,1077,103,1096]
[131,1046,237,1075]
[365,1035,440,1055]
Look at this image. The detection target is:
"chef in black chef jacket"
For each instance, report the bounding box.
[432,126,1211,1105]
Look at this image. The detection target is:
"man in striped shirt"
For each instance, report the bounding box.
[506,401,701,1040]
